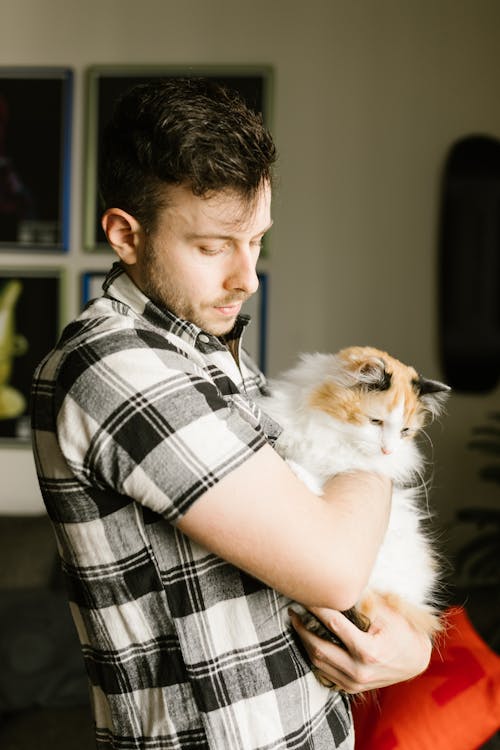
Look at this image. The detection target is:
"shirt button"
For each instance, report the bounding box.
[198,334,210,344]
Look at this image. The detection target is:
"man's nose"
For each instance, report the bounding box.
[224,247,259,295]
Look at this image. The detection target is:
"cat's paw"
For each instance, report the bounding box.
[342,605,371,632]
[297,605,371,646]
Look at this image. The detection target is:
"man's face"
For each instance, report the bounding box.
[135,182,272,336]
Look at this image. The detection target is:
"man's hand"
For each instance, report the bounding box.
[289,593,432,693]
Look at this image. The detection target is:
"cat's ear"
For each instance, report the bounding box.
[413,376,451,416]
[356,357,392,390]
[416,377,450,396]
[339,347,391,390]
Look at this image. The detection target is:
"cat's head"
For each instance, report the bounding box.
[307,346,450,457]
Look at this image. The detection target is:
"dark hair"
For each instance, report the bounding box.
[99,77,276,232]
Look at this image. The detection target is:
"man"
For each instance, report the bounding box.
[31,79,431,749]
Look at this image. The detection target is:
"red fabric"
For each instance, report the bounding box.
[352,606,500,749]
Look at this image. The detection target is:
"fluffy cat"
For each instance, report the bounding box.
[258,346,450,645]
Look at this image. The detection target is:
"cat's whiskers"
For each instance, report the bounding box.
[413,465,433,518]
[419,428,435,456]
[412,429,437,518]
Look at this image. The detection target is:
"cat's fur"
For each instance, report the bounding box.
[258,346,450,642]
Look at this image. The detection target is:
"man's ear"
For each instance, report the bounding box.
[101,208,143,265]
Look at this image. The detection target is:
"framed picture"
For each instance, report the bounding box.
[81,270,268,371]
[84,65,272,251]
[0,68,72,251]
[81,270,107,306]
[242,272,268,372]
[0,268,63,442]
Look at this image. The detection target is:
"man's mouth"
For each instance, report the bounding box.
[214,302,243,316]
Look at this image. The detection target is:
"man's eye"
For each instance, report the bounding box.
[369,418,383,426]
[199,246,224,256]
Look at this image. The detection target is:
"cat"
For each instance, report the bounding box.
[257,345,450,649]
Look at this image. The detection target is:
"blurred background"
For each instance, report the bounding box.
[0,0,498,563]
[0,0,499,745]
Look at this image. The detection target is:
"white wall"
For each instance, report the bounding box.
[0,0,499,556]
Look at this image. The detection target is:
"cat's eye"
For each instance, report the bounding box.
[401,427,411,436]
[369,418,383,426]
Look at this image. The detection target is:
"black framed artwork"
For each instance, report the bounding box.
[0,268,63,442]
[84,65,272,251]
[81,270,106,307]
[242,272,268,373]
[0,68,72,251]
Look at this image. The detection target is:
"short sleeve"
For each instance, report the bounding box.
[56,331,267,523]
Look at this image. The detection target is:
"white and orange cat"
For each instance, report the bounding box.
[258,346,450,641]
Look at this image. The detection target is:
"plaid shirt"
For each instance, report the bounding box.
[31,265,353,750]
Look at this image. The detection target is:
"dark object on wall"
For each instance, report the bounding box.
[0,67,72,251]
[84,65,273,251]
[0,269,62,442]
[439,135,500,392]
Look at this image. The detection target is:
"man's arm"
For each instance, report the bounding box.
[55,337,390,612]
[177,443,391,612]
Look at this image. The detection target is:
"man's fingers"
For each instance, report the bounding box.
[308,606,371,653]
[290,597,433,693]
[288,610,372,693]
[289,610,351,670]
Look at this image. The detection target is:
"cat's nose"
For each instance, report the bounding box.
[381,447,392,455]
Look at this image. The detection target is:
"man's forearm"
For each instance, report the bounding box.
[319,470,392,603]
[178,445,392,611]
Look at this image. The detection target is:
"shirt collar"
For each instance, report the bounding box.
[102,263,250,350]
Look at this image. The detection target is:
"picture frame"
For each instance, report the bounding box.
[0,268,63,443]
[81,269,268,372]
[241,272,268,372]
[0,67,73,251]
[81,270,107,306]
[84,65,273,251]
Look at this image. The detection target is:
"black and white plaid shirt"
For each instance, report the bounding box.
[31,264,353,749]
